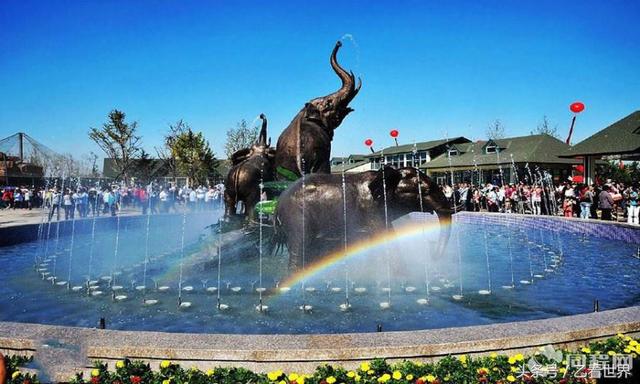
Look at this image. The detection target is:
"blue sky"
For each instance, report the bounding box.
[1,0,639,161]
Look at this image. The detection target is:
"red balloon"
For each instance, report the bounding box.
[570,102,585,113]
[390,129,399,138]
[364,138,373,147]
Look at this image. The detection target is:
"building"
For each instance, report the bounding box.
[330,154,370,173]
[560,110,640,185]
[366,137,472,170]
[422,134,580,185]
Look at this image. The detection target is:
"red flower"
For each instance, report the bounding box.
[559,379,568,384]
[22,380,31,384]
[479,377,488,383]
[290,381,298,384]
[91,377,100,384]
[320,381,328,384]
[415,379,425,384]
[131,376,142,384]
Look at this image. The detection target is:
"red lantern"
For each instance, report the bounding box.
[570,102,585,114]
[390,129,399,138]
[364,138,373,147]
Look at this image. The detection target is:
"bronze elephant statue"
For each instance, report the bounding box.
[274,166,453,271]
[224,114,276,221]
[274,41,361,180]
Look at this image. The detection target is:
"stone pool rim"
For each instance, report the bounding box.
[0,306,639,381]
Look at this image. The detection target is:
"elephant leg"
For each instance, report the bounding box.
[224,192,237,219]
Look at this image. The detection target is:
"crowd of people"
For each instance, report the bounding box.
[1,182,226,221]
[441,180,639,225]
[2,177,639,226]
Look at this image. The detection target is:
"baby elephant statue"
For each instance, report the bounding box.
[275,166,454,272]
[224,114,276,222]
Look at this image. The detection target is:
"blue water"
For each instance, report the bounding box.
[1,212,639,334]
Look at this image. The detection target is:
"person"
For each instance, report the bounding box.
[627,187,639,225]
[24,188,32,210]
[599,185,614,221]
[562,197,573,217]
[159,187,168,213]
[531,186,542,215]
[48,188,61,221]
[579,185,593,220]
[62,189,74,220]
[13,189,23,209]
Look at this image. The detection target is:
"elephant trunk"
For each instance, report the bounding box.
[258,113,268,146]
[320,41,361,108]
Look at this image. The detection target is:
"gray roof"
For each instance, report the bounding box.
[366,137,471,157]
[422,134,580,169]
[561,110,640,157]
[330,160,370,173]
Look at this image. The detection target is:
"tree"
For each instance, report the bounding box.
[224,119,258,159]
[486,119,506,140]
[172,128,219,186]
[89,109,142,183]
[531,115,560,139]
[156,120,188,180]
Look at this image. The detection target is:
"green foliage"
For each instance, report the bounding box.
[89,109,142,182]
[225,119,259,159]
[598,160,640,186]
[172,127,219,186]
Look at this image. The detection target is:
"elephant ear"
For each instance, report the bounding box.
[230,148,251,166]
[368,166,402,202]
[303,103,323,123]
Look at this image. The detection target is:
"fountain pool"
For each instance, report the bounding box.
[1,211,639,334]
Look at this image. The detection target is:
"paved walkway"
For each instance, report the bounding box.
[0,206,144,228]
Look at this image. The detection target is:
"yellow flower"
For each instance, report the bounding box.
[206,369,215,376]
[392,371,402,380]
[425,374,436,383]
[360,362,371,372]
[477,367,488,375]
[267,370,283,381]
[160,360,171,369]
[443,375,451,382]
[459,354,467,364]
[630,340,638,347]
[116,360,125,369]
[377,373,390,383]
[347,371,356,378]
[624,348,631,353]
[367,370,375,375]
[562,360,567,366]
[406,374,414,381]
[326,376,336,384]
[507,375,516,382]
[289,373,299,381]
[91,369,100,377]
[279,381,287,384]
[490,352,498,359]
[515,353,524,361]
[162,380,170,384]
[581,347,591,354]
[415,362,424,367]
[510,366,519,372]
[508,356,517,365]
[355,374,361,382]
[12,371,21,379]
[492,367,498,372]
[559,367,567,374]
[608,350,616,356]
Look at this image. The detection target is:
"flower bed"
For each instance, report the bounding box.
[3,334,639,384]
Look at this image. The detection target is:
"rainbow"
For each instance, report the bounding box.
[276,219,449,291]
